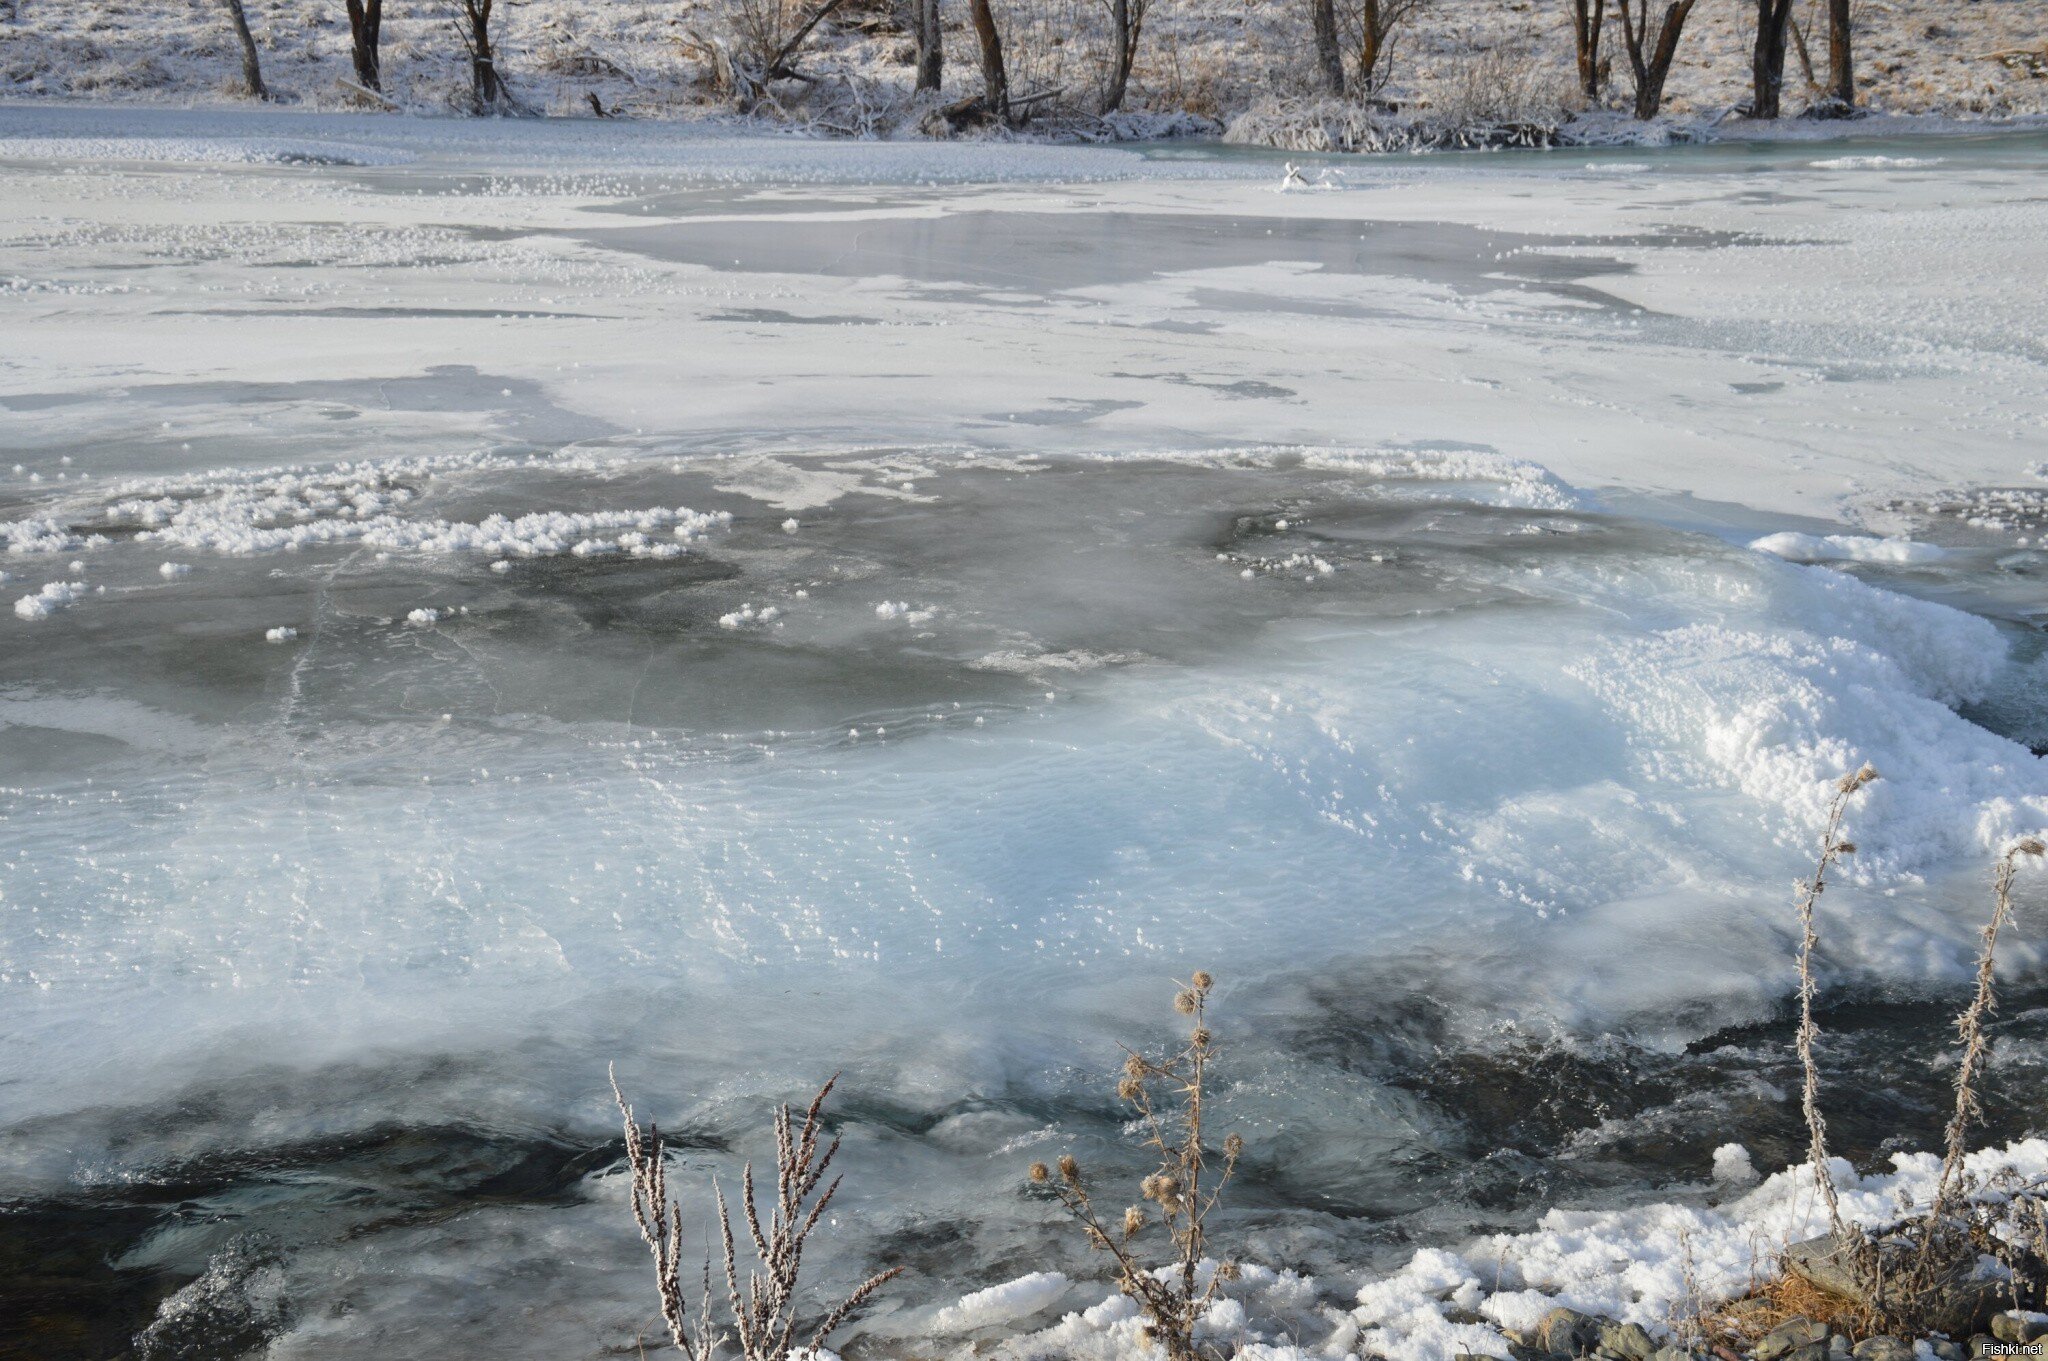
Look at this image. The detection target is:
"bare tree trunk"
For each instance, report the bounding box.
[1103,0,1132,111]
[966,0,1007,118]
[460,0,504,112]
[1357,0,1384,94]
[1569,0,1605,102]
[1824,0,1852,106]
[1751,0,1793,118]
[222,0,267,98]
[1311,0,1344,96]
[914,0,942,93]
[1617,0,1693,118]
[1787,11,1816,91]
[344,0,383,91]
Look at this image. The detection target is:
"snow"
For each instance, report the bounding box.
[932,1271,1072,1331]
[264,625,298,642]
[1749,532,1950,564]
[2,0,2043,136]
[12,579,86,619]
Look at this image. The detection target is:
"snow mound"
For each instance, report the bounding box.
[933,1271,1071,1331]
[1749,531,1949,564]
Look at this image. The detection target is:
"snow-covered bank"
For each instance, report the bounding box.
[940,1137,2048,1361]
[3,0,2044,144]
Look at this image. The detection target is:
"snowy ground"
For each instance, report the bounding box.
[1,0,2044,132]
[1,109,2046,1359]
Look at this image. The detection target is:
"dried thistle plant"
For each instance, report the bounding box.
[1032,971,1244,1361]
[1929,836,2046,1227]
[613,1069,901,1361]
[1793,763,1878,1239]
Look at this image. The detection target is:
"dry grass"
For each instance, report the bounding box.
[1031,970,1245,1361]
[612,1069,901,1361]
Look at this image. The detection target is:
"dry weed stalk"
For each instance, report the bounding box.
[1033,971,1244,1361]
[1930,836,2047,1227]
[1793,763,1878,1239]
[613,1068,901,1361]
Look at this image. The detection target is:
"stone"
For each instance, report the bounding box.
[1756,1319,1830,1361]
[1525,1307,1602,1357]
[1992,1313,2048,1345]
[1780,1233,2004,1340]
[1969,1335,1999,1359]
[1928,1341,1965,1361]
[1595,1322,1657,1361]
[1851,1338,1916,1361]
[1785,1344,1831,1361]
[1647,1349,1698,1361]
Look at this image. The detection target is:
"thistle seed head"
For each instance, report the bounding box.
[1191,970,1214,990]
[1191,1026,1212,1047]
[1029,1161,1050,1183]
[1124,1053,1146,1079]
[1838,764,1880,793]
[1834,841,1856,855]
[1123,1205,1145,1237]
[1218,1260,1241,1281]
[1223,1132,1245,1158]
[1174,989,1199,1015]
[2015,836,2047,858]
[1118,1075,1143,1101]
[1058,1154,1081,1185]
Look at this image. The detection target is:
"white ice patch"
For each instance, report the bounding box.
[1710,1142,1758,1186]
[1748,531,1949,564]
[1,516,105,556]
[932,1271,1071,1332]
[1568,560,2038,876]
[96,453,732,561]
[875,601,938,624]
[405,608,440,626]
[1808,155,1944,169]
[12,579,85,619]
[0,136,417,167]
[264,627,298,643]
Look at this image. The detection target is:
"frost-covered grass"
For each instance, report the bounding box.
[1,0,2043,141]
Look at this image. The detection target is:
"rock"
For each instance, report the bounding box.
[1757,1319,1829,1361]
[1647,1349,1698,1361]
[1969,1336,1999,1358]
[1992,1313,2048,1345]
[1851,1338,1915,1361]
[1928,1341,1964,1361]
[1596,1322,1656,1361]
[1525,1307,1602,1357]
[1787,1345,1832,1361]
[1780,1233,2003,1339]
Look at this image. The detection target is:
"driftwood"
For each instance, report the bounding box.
[335,76,398,109]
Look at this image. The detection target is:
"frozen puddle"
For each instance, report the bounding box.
[2,108,2046,1360]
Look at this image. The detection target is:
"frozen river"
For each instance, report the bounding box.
[2,107,2046,1359]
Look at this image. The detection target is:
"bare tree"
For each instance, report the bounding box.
[1101,0,1152,112]
[1615,0,1693,118]
[1568,0,1604,102]
[967,0,1009,118]
[456,0,511,112]
[221,0,267,99]
[1823,0,1852,107]
[1343,0,1431,98]
[1750,0,1796,118]
[912,0,942,93]
[344,0,383,91]
[1311,0,1346,95]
